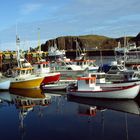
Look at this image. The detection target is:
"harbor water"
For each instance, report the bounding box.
[0,56,140,140]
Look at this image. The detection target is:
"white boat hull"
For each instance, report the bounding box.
[98,80,140,90]
[44,84,67,90]
[0,79,10,90]
[68,84,140,99]
[43,80,75,91]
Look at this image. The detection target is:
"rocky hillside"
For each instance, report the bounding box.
[41,32,140,51]
[129,32,140,46]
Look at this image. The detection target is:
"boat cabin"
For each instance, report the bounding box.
[33,60,50,74]
[105,65,139,82]
[13,67,33,78]
[99,61,139,82]
[87,72,106,83]
[51,59,83,71]
[77,76,101,91]
[72,59,98,71]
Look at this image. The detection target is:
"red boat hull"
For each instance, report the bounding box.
[41,73,60,85]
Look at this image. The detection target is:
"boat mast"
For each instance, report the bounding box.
[16,22,21,68]
[16,35,21,67]
[38,27,41,52]
[123,35,127,66]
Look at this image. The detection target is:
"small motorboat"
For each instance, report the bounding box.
[43,80,76,91]
[67,76,140,99]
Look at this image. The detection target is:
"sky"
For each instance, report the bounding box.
[0,0,140,51]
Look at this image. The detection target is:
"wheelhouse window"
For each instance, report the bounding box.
[110,66,118,70]
[43,64,46,68]
[67,67,72,70]
[38,64,41,69]
[97,74,105,79]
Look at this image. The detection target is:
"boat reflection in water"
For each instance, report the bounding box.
[0,89,51,140]
[67,95,140,140]
[43,90,67,97]
[67,95,140,116]
[1,88,140,140]
[9,88,45,98]
[0,91,12,102]
[8,88,52,110]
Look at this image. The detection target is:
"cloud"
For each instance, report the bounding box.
[20,3,43,15]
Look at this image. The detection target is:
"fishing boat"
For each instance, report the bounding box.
[67,76,140,99]
[72,59,99,72]
[99,60,140,82]
[50,58,87,80]
[10,66,44,89]
[48,43,65,60]
[71,41,99,72]
[114,41,140,66]
[9,36,45,89]
[33,59,60,85]
[65,40,99,72]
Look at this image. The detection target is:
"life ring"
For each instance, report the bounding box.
[117,65,125,71]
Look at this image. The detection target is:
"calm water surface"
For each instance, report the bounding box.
[0,89,140,140]
[0,56,140,140]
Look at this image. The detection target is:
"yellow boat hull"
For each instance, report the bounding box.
[10,77,44,89]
